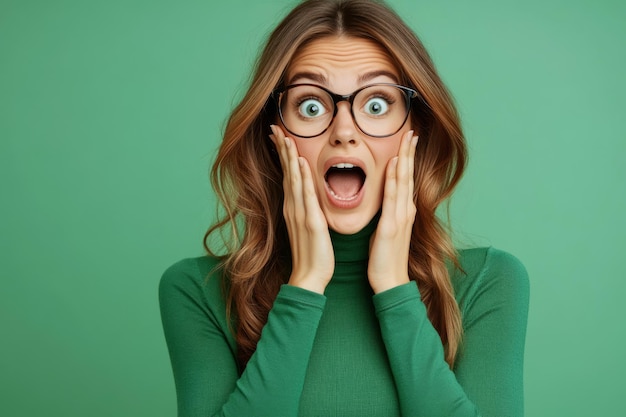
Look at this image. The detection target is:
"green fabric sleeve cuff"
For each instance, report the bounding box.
[372,280,421,313]
[277,284,327,310]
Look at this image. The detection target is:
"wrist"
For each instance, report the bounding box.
[369,275,410,294]
[288,275,328,295]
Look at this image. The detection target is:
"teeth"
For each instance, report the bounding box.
[327,187,359,201]
[332,163,355,169]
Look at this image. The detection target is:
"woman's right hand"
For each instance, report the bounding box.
[270,125,334,294]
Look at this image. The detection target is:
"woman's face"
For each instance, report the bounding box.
[281,36,413,234]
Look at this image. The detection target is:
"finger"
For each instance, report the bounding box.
[270,125,289,179]
[270,125,287,164]
[283,133,303,195]
[272,125,297,190]
[407,134,418,210]
[394,130,414,214]
[271,126,299,222]
[395,130,413,183]
[381,156,399,220]
[269,124,279,146]
[408,134,418,182]
[399,131,418,208]
[274,126,307,224]
[299,156,326,230]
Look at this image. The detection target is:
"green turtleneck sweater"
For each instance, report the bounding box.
[159,220,529,417]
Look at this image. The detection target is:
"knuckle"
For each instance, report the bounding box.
[407,205,417,220]
[294,210,305,224]
[305,216,321,232]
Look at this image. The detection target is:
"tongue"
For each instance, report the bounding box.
[326,170,363,198]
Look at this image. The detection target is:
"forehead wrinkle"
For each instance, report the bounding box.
[286,36,399,87]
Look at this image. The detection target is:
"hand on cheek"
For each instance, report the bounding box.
[367,130,418,294]
[269,125,334,294]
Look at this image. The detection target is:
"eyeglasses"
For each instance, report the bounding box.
[273,83,418,138]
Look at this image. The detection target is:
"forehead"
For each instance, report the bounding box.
[286,36,399,87]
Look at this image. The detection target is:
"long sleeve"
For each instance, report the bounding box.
[373,248,529,417]
[159,258,326,417]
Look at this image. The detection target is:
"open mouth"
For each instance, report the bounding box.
[324,163,366,201]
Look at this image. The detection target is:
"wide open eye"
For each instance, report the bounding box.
[298,98,328,118]
[363,97,390,116]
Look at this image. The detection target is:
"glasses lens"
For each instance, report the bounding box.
[279,84,411,138]
[353,85,410,137]
[279,85,334,138]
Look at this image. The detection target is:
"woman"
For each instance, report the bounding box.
[159,0,529,416]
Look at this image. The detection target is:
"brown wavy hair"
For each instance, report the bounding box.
[204,0,467,369]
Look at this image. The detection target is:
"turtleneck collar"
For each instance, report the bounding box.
[329,213,380,263]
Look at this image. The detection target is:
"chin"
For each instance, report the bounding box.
[325,210,376,235]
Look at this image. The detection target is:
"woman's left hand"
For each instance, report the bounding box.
[368,130,418,294]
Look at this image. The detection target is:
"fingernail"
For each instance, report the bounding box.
[284,137,290,148]
[412,135,419,146]
[270,125,276,135]
[298,157,305,167]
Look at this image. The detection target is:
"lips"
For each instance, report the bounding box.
[323,157,367,208]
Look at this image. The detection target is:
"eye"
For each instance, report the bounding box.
[298,98,327,118]
[364,97,389,116]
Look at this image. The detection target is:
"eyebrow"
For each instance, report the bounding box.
[287,70,399,86]
[288,72,327,85]
[358,70,399,84]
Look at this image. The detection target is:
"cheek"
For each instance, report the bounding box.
[373,139,402,167]
[293,140,323,174]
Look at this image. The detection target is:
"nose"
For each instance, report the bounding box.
[328,101,358,146]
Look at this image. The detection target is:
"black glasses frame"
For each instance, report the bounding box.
[272,83,419,138]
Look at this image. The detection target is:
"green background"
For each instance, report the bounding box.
[1,0,624,415]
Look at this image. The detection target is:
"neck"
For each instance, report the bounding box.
[329,213,379,263]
